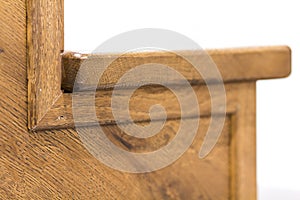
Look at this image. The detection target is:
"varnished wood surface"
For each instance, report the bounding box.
[33,46,291,131]
[36,83,238,131]
[1,115,231,199]
[27,0,64,129]
[230,82,256,200]
[0,1,230,199]
[62,46,291,92]
[0,0,291,199]
[90,118,231,200]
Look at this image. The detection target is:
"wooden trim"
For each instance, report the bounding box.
[33,83,240,131]
[24,1,291,132]
[230,82,257,200]
[62,46,291,92]
[26,2,291,132]
[27,0,64,130]
[28,44,291,131]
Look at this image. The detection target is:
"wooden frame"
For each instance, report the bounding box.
[16,0,291,199]
[27,0,64,130]
[26,1,291,132]
[28,47,291,131]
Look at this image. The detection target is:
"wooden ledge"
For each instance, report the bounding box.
[26,0,291,132]
[62,46,291,92]
[28,44,291,131]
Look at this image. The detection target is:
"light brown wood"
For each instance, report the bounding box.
[27,0,64,129]
[62,46,291,92]
[36,83,239,131]
[230,82,257,200]
[32,46,291,131]
[0,0,291,199]
[85,117,231,200]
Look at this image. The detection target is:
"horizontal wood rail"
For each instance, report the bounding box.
[28,43,291,131]
[34,83,240,131]
[62,46,291,92]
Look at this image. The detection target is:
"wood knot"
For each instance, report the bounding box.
[0,49,4,54]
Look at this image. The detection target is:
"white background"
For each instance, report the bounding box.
[65,0,300,199]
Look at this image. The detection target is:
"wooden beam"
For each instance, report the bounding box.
[62,46,291,92]
[27,0,64,129]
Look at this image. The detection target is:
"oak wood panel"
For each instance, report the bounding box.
[27,0,64,129]
[1,114,231,199]
[62,46,291,92]
[0,1,291,199]
[0,3,232,198]
[1,3,230,200]
[0,2,133,199]
[100,117,231,199]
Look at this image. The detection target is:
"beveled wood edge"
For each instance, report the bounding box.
[27,0,64,130]
[62,46,291,92]
[34,82,242,131]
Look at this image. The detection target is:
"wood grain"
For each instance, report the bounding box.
[27,0,64,129]
[35,83,238,131]
[230,82,257,200]
[30,43,291,131]
[100,117,232,199]
[35,44,292,131]
[62,46,291,92]
[0,0,292,199]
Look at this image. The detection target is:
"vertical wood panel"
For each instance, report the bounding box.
[0,0,28,199]
[230,82,257,200]
[27,0,64,129]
